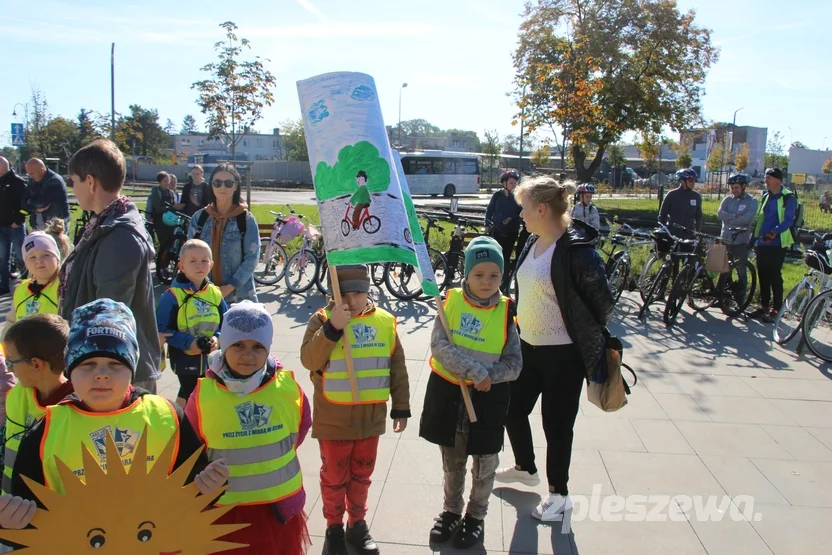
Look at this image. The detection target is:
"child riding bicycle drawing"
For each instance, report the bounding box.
[343,170,382,236]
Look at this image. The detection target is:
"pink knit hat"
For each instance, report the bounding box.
[21,231,61,261]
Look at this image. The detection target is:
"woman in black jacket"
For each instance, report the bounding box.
[494,175,614,522]
[180,165,211,217]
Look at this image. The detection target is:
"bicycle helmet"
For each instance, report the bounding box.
[500,170,519,184]
[675,168,697,181]
[576,184,596,193]
[162,211,180,227]
[727,173,750,185]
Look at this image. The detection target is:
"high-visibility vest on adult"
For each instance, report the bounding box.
[754,189,795,248]
[2,385,49,494]
[322,309,396,404]
[195,371,303,505]
[40,396,179,494]
[170,285,223,338]
[13,279,59,320]
[430,288,510,385]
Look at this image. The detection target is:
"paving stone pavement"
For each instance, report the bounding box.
[3,284,832,554]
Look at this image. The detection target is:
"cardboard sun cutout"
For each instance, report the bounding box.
[0,428,248,554]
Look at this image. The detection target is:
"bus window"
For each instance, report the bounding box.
[460,159,479,175]
[412,160,431,175]
[442,159,457,174]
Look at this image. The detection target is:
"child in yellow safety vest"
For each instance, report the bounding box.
[6,231,62,325]
[420,236,522,549]
[1,315,74,496]
[185,300,312,555]
[156,239,228,408]
[0,299,227,536]
[300,264,411,555]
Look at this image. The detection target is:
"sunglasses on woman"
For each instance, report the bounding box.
[212,179,237,188]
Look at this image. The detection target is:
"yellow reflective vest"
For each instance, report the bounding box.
[754,188,795,248]
[12,278,59,320]
[194,370,303,506]
[2,385,49,494]
[170,284,223,338]
[430,288,510,385]
[40,395,179,494]
[321,308,396,405]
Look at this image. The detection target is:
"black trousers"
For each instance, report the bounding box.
[505,341,584,495]
[756,246,787,311]
[491,230,519,292]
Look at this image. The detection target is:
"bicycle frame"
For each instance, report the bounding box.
[344,202,370,226]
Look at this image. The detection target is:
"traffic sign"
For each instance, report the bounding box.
[10,123,24,146]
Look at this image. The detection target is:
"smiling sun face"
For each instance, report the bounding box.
[0,428,247,554]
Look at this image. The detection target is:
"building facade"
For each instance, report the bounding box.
[171,128,285,163]
[789,147,832,179]
[680,126,767,180]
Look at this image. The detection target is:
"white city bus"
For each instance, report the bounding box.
[398,150,480,197]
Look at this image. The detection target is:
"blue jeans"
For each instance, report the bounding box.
[0,225,26,291]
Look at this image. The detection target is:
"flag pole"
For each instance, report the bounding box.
[328,265,361,403]
[435,297,477,423]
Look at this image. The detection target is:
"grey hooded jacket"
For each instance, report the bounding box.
[60,202,161,383]
[717,192,758,245]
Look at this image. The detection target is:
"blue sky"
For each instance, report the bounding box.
[1,0,830,151]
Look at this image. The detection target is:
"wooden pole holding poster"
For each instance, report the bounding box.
[328,265,361,404]
[435,297,477,423]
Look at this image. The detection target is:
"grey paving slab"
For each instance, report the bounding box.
[742,377,832,401]
[750,458,832,508]
[498,488,575,555]
[699,456,789,506]
[601,451,726,497]
[750,504,832,555]
[685,511,774,555]
[688,395,796,425]
[571,416,647,453]
[768,399,832,428]
[630,418,695,454]
[760,424,832,462]
[652,393,712,421]
[676,422,794,459]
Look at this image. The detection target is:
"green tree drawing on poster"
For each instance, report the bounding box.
[314,141,391,200]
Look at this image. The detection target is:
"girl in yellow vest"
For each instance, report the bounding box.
[7,231,63,325]
[185,300,312,555]
[300,264,411,555]
[420,237,523,549]
[0,299,228,534]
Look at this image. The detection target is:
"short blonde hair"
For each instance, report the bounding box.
[179,238,212,258]
[514,175,574,227]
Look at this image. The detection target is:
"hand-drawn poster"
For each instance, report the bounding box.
[391,150,440,297]
[297,72,418,267]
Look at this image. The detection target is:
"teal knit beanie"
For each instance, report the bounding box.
[464,236,504,279]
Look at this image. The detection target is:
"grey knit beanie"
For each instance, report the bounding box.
[219,301,274,352]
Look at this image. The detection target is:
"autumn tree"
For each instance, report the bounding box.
[765,131,788,172]
[637,132,660,175]
[281,118,308,162]
[192,21,276,160]
[706,142,728,183]
[164,118,176,135]
[513,0,718,182]
[530,145,551,167]
[181,114,200,134]
[823,158,832,177]
[76,109,99,148]
[482,129,501,188]
[735,143,750,172]
[399,119,441,137]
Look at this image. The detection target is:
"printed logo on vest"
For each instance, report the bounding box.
[89,426,140,461]
[456,313,484,340]
[350,323,385,348]
[25,299,40,316]
[224,401,283,439]
[192,297,213,316]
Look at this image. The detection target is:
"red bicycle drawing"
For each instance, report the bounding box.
[341,201,381,237]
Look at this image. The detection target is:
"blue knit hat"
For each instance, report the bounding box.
[464,236,504,279]
[65,299,140,377]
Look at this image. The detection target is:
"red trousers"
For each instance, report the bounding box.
[319,437,379,526]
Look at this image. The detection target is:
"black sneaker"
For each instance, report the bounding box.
[346,519,379,555]
[324,524,348,555]
[429,511,462,543]
[762,310,778,324]
[452,515,484,549]
[746,307,767,319]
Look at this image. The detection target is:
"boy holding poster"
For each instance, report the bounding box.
[300,264,411,555]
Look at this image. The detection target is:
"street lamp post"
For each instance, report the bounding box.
[518,85,527,178]
[12,103,29,130]
[824,137,828,150]
[397,83,408,146]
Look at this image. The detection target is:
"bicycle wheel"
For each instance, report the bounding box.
[638,264,670,319]
[316,258,329,295]
[801,290,832,362]
[284,251,320,293]
[687,266,719,312]
[155,238,178,284]
[663,266,692,326]
[774,279,814,344]
[431,249,450,294]
[363,215,381,234]
[721,261,757,318]
[340,220,351,237]
[253,242,288,285]
[608,257,630,303]
[370,263,386,286]
[385,263,422,301]
[639,255,662,303]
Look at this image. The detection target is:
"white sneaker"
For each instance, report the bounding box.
[494,466,541,487]
[532,493,573,521]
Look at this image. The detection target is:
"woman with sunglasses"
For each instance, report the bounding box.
[187,164,261,303]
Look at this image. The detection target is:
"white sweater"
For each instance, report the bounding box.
[516,241,573,346]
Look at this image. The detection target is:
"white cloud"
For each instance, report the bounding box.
[295,0,327,21]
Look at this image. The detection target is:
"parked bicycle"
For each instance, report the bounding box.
[155,209,192,284]
[774,229,832,345]
[383,215,451,301]
[662,224,713,326]
[254,207,305,286]
[799,280,832,363]
[71,205,93,246]
[443,218,483,288]
[603,224,653,303]
[284,214,328,295]
[637,224,691,320]
[681,226,758,320]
